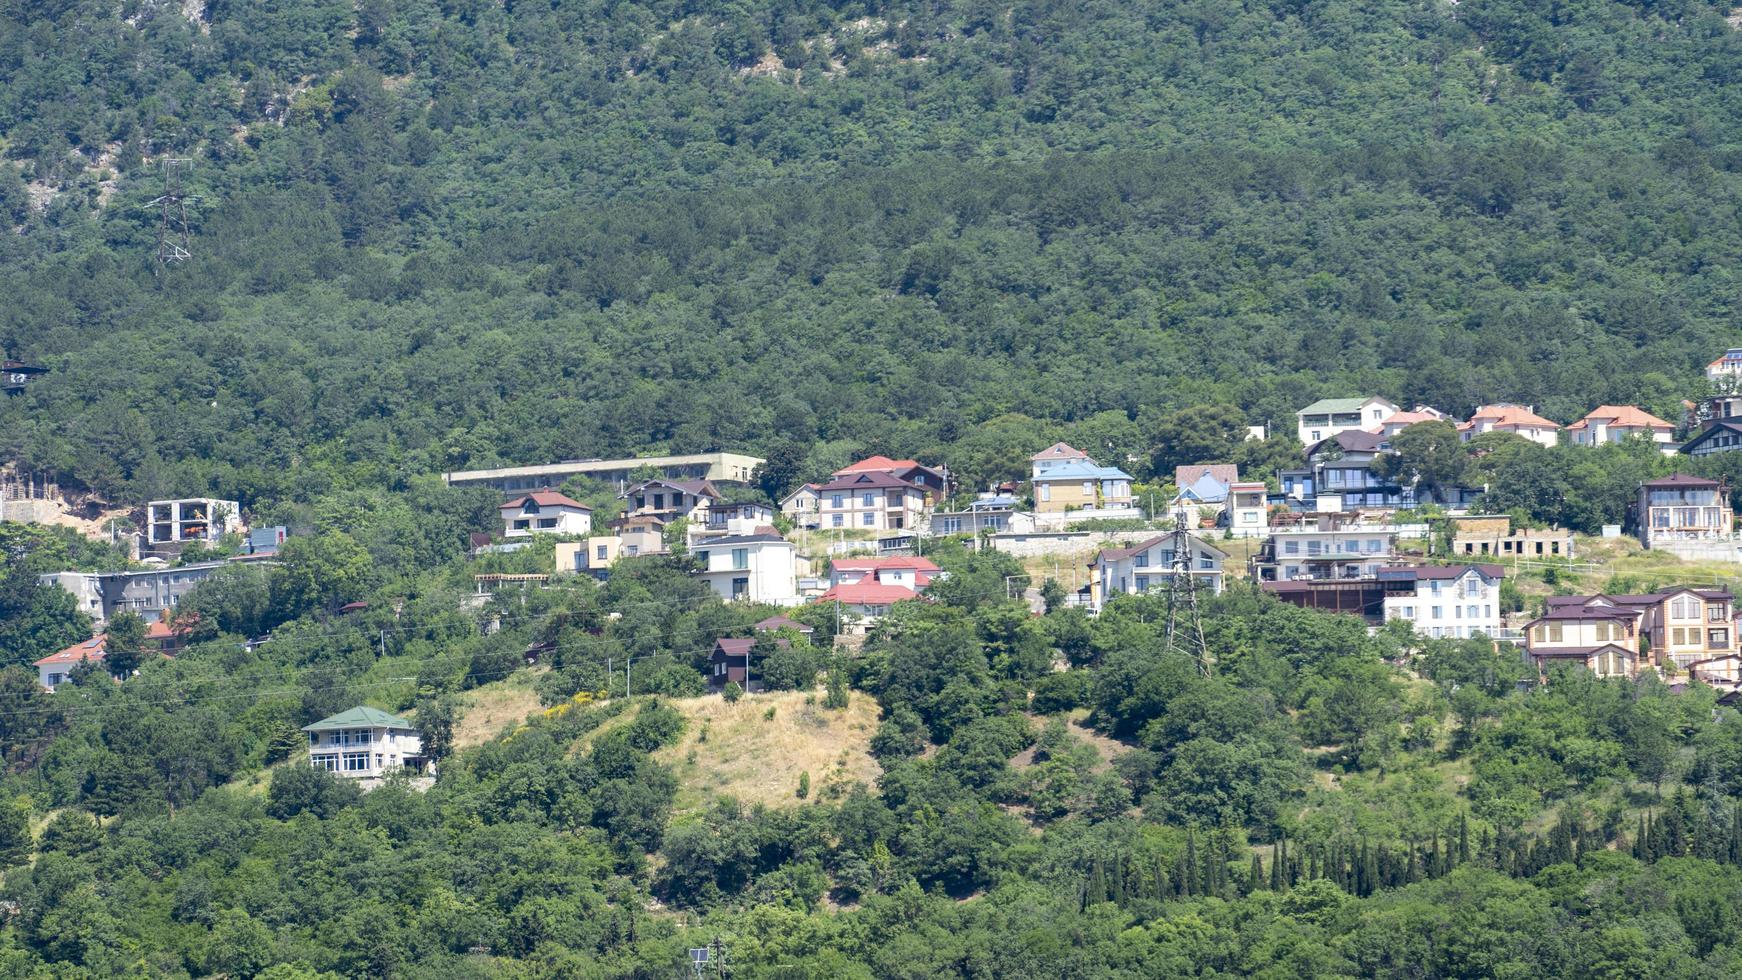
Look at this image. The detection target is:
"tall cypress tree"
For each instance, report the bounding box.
[1183,830,1199,898]
[1247,853,1264,895]
[1458,813,1470,866]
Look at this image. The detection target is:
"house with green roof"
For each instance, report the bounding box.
[302,706,428,778]
[1296,396,1399,446]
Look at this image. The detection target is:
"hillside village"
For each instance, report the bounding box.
[18,347,1742,728]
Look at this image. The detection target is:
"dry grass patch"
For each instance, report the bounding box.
[454,668,549,749]
[657,688,882,812]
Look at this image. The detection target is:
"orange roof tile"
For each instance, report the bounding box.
[1564,405,1673,431]
[1458,404,1559,431]
[35,636,106,668]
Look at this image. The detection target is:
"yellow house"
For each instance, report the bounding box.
[1029,443,1136,514]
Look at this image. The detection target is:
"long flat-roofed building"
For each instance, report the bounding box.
[442,451,763,493]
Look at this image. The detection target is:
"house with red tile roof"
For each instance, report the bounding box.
[1565,406,1675,452]
[812,580,923,633]
[833,455,950,499]
[815,471,931,531]
[35,636,105,690]
[828,556,941,590]
[500,489,593,538]
[1458,404,1561,447]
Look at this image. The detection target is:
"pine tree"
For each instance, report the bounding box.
[1183,831,1199,898]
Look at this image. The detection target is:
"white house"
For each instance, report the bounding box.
[303,705,428,777]
[691,529,800,605]
[623,479,721,522]
[499,490,593,538]
[1565,406,1676,452]
[1086,533,1227,611]
[1227,482,1269,537]
[1458,404,1560,447]
[927,493,1034,536]
[829,556,941,590]
[1296,397,1399,446]
[1379,564,1504,639]
[814,471,930,531]
[1252,516,1396,582]
[812,580,921,634]
[1708,349,1742,382]
[34,636,105,690]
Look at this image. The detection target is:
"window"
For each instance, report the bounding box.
[1134,575,1149,592]
[862,492,876,506]
[861,513,874,526]
[937,517,961,534]
[1712,605,1729,623]
[1311,430,1322,441]
[312,755,339,771]
[831,495,844,508]
[1431,606,1442,619]
[1135,554,1149,568]
[732,578,750,599]
[653,493,665,509]
[342,752,371,772]
[694,551,710,566]
[1081,481,1094,498]
[596,545,608,560]
[1284,541,1299,555]
[1039,484,1051,502]
[831,515,843,527]
[626,545,640,556]
[537,518,557,528]
[1673,596,1701,619]
[1711,629,1730,649]
[1548,624,1563,642]
[732,548,748,570]
[1199,556,1215,570]
[1430,581,1442,595]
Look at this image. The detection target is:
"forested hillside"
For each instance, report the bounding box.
[11,0,1742,977]
[4,0,1742,504]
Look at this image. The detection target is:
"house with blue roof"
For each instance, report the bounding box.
[1029,443,1136,514]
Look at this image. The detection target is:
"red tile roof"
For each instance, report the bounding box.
[1175,464,1238,487]
[1565,405,1673,431]
[814,582,922,605]
[1031,442,1088,462]
[36,636,106,668]
[834,455,927,475]
[1458,404,1559,431]
[830,557,941,572]
[500,490,590,511]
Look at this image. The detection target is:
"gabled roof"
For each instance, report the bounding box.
[1371,410,1446,431]
[35,636,105,668]
[1031,442,1088,462]
[755,615,814,634]
[501,489,590,511]
[301,705,414,732]
[779,483,820,504]
[1459,404,1559,431]
[814,581,922,605]
[1530,643,1635,659]
[1299,397,1396,415]
[1175,464,1238,488]
[1643,474,1721,489]
[712,637,755,656]
[835,456,941,477]
[1091,533,1229,565]
[831,556,941,572]
[624,479,721,499]
[1565,405,1673,432]
[816,471,926,493]
[1032,460,1133,482]
[1680,422,1742,454]
[1309,429,1387,457]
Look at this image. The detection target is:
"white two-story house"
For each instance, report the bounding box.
[1086,533,1227,611]
[1296,397,1399,445]
[499,490,593,538]
[1379,565,1504,639]
[303,706,428,777]
[691,528,800,605]
[815,471,930,531]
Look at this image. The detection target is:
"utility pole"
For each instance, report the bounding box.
[146,157,194,277]
[1164,527,1210,676]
